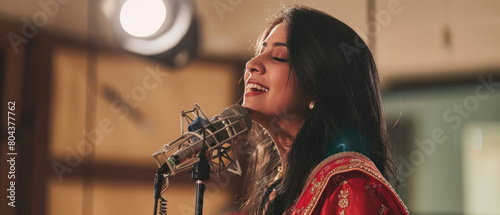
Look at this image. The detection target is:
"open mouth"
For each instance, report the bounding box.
[246,83,269,93]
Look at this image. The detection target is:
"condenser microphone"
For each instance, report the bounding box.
[153,104,252,176]
[168,116,226,164]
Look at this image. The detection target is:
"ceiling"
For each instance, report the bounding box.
[1,0,500,81]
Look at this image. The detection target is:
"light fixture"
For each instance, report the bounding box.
[102,0,199,67]
[119,0,167,38]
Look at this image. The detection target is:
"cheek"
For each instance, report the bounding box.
[283,76,307,105]
[243,71,250,82]
[271,70,290,90]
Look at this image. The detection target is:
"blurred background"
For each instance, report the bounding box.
[1,0,499,214]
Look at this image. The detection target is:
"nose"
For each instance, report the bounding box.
[245,55,265,75]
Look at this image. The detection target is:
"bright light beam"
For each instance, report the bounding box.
[119,0,167,37]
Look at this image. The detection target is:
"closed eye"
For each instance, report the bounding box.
[273,57,288,62]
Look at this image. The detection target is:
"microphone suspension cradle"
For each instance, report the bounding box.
[152,104,251,177]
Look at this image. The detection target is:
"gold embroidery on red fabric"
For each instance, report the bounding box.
[295,207,304,214]
[335,158,345,165]
[332,175,345,185]
[378,204,388,215]
[309,178,319,194]
[350,158,362,163]
[291,152,410,215]
[365,181,381,196]
[338,187,349,208]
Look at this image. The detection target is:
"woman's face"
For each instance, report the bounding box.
[242,23,309,128]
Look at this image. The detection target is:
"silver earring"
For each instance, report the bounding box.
[309,101,315,110]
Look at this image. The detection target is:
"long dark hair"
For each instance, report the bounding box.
[241,6,399,214]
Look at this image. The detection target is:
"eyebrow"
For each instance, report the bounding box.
[262,41,287,47]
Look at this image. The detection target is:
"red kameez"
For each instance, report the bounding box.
[289,152,409,215]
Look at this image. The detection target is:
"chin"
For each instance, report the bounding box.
[242,106,257,117]
[242,102,255,111]
[241,105,258,118]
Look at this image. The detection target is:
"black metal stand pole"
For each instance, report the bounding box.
[153,163,169,215]
[153,171,163,215]
[192,145,210,215]
[195,180,206,215]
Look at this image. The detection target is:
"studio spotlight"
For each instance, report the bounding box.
[103,0,199,67]
[119,0,167,38]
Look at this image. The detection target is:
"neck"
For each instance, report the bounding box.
[261,116,305,168]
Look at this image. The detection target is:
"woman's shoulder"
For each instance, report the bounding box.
[290,152,409,215]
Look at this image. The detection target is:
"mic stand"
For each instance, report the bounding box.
[153,163,169,215]
[192,140,210,215]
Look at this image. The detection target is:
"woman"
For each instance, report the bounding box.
[240,6,409,215]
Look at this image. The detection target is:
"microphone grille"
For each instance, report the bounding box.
[222,104,252,131]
